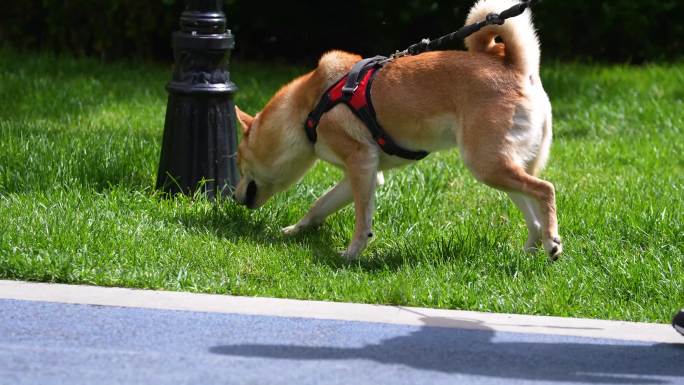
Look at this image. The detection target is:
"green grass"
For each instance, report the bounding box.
[0,48,682,322]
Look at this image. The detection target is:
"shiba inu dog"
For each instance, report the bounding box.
[234,0,562,260]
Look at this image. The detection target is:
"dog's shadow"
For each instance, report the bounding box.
[169,200,497,273]
[168,200,350,265]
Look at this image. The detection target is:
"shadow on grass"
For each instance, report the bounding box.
[0,48,168,121]
[169,197,519,273]
[167,200,344,262]
[357,232,513,272]
[210,316,684,384]
[0,127,159,194]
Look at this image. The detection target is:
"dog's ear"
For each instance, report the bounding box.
[235,106,255,136]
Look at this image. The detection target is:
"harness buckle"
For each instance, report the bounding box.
[341,84,359,99]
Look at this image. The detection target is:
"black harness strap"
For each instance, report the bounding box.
[305,57,429,161]
[342,56,385,98]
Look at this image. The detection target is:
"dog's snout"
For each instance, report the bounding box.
[245,180,257,209]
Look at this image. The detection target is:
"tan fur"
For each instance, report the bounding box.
[465,0,540,75]
[234,0,562,260]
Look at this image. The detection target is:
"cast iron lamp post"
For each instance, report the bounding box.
[156,0,239,199]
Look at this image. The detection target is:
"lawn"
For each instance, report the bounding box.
[0,48,682,323]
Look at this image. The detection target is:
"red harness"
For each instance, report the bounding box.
[304,57,429,161]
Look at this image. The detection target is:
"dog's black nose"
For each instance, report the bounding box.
[245,180,257,209]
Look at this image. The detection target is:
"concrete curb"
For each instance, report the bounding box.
[0,280,680,344]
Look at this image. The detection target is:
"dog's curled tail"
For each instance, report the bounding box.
[464,0,540,76]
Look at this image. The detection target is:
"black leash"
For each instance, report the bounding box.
[305,1,540,160]
[391,0,539,59]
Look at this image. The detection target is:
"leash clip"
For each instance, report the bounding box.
[485,13,504,25]
[390,50,408,60]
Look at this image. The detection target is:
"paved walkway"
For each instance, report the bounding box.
[1,281,682,385]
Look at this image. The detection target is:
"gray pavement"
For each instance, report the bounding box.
[1,299,683,385]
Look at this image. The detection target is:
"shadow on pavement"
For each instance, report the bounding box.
[210,316,684,384]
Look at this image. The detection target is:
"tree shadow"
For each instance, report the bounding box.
[210,316,684,384]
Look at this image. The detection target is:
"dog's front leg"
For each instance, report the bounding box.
[282,178,352,235]
[340,148,379,260]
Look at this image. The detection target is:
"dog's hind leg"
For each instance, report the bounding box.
[467,157,562,260]
[507,192,542,252]
[282,178,352,236]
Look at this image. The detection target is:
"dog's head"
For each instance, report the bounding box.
[233,105,315,209]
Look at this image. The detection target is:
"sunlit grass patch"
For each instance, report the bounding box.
[0,49,682,322]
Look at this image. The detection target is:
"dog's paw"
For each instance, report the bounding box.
[544,236,563,261]
[281,224,301,236]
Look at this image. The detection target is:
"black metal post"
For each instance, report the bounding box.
[156,0,239,199]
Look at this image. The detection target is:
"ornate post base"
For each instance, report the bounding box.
[156,0,239,199]
[157,95,239,197]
